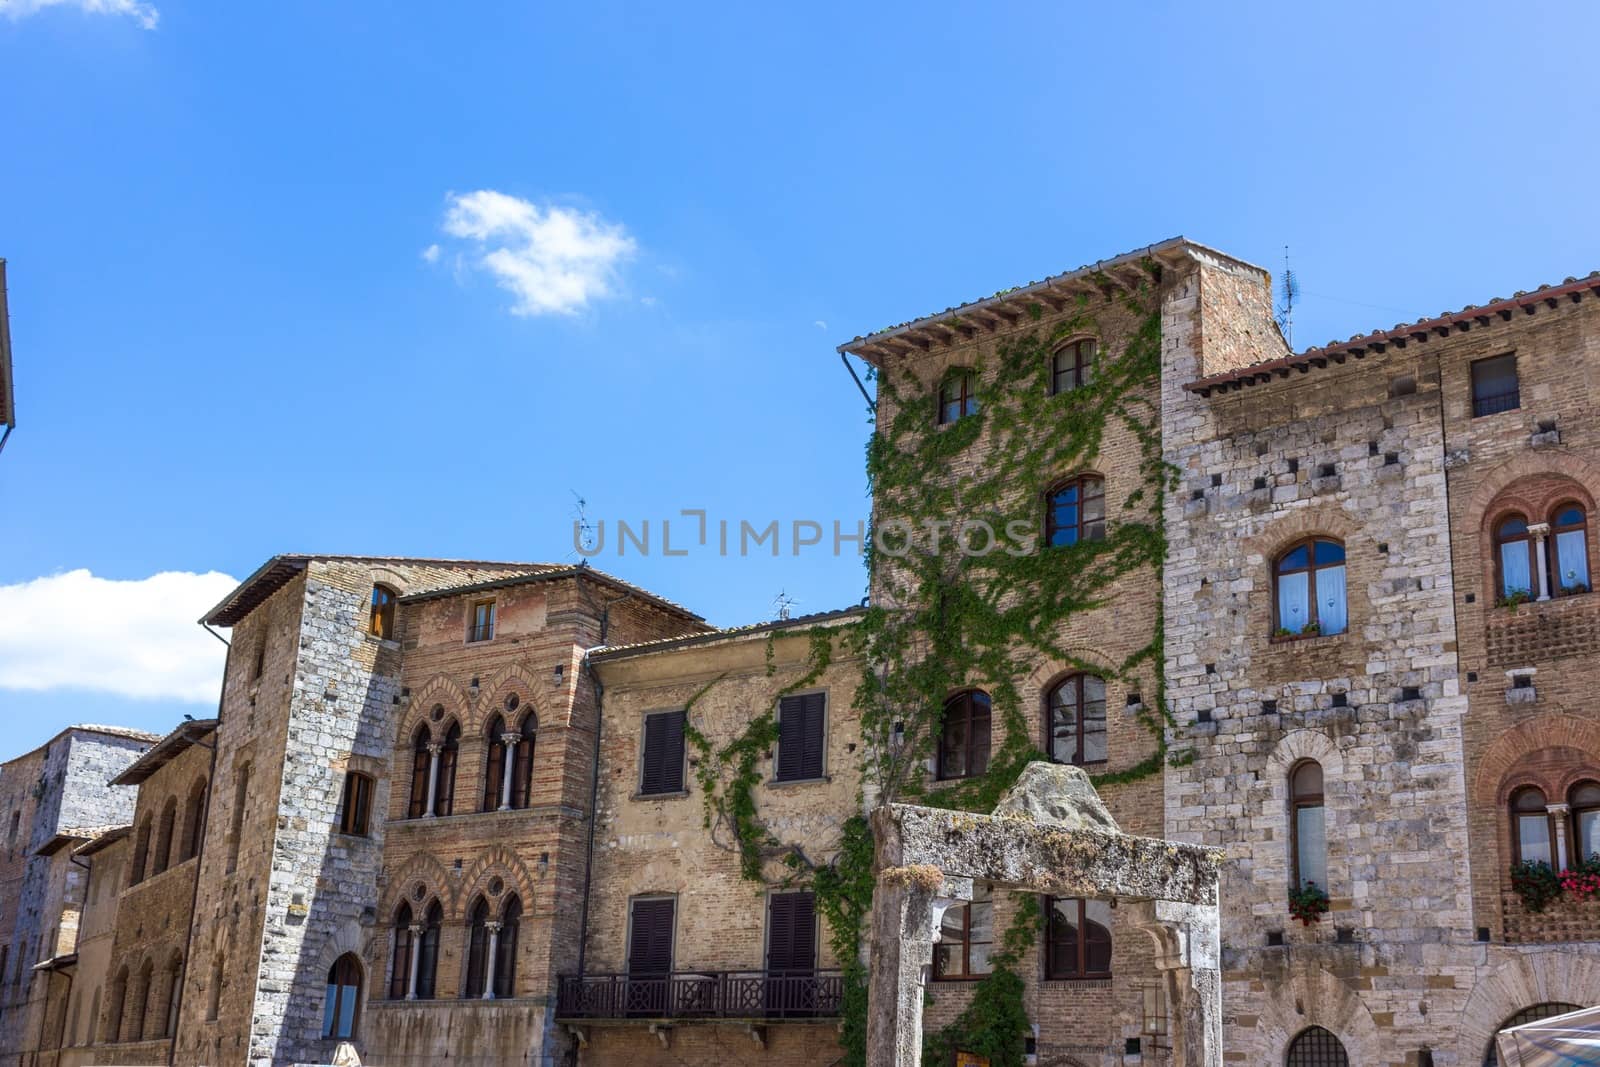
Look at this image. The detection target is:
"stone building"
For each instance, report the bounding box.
[5,239,1600,1067]
[0,725,156,1066]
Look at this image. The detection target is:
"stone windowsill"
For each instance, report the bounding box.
[385,804,575,829]
[122,855,199,897]
[1494,590,1593,615]
[1268,630,1347,647]
[765,775,832,789]
[364,633,402,650]
[630,789,691,802]
[1040,977,1113,988]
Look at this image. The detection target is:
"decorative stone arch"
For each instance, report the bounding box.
[1455,950,1600,1065]
[1472,715,1600,807]
[1467,450,1600,522]
[1263,729,1346,790]
[1243,963,1383,1066]
[459,847,538,918]
[473,664,543,735]
[366,566,413,598]
[309,918,368,989]
[397,675,471,745]
[1241,500,1364,564]
[380,853,456,918]
[1240,502,1371,640]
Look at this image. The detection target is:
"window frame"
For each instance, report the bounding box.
[1285,1025,1350,1066]
[937,369,979,425]
[467,599,496,644]
[322,954,362,1040]
[774,692,827,783]
[1044,475,1106,548]
[1471,352,1520,418]
[933,886,994,982]
[509,713,537,809]
[369,585,397,640]
[1494,513,1536,600]
[638,710,688,797]
[1550,502,1590,595]
[1510,785,1554,867]
[388,903,414,1001]
[337,772,374,837]
[1289,760,1326,891]
[1046,673,1108,767]
[1569,781,1600,865]
[1043,896,1113,981]
[1050,338,1096,395]
[1272,537,1347,638]
[936,690,992,782]
[494,895,521,998]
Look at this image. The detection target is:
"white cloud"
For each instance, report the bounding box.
[814,320,828,330]
[420,243,441,263]
[0,0,159,29]
[436,190,636,317]
[0,570,237,703]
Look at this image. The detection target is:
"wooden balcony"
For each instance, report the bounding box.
[556,970,843,1021]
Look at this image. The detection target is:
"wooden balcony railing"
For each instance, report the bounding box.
[556,970,843,1020]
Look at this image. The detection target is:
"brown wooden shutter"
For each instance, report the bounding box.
[640,711,686,795]
[776,695,825,782]
[628,898,675,975]
[766,892,817,972]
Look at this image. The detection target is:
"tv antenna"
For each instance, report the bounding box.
[773,590,798,621]
[570,491,596,556]
[1277,246,1300,350]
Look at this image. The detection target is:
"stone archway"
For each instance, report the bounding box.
[1455,950,1600,1065]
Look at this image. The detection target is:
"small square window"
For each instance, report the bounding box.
[1471,353,1519,417]
[467,601,496,643]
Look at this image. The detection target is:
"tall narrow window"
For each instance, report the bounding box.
[106,968,128,1042]
[1471,353,1519,417]
[495,895,521,998]
[163,959,182,1038]
[468,600,496,643]
[1496,515,1536,600]
[323,954,362,1040]
[464,897,491,998]
[369,585,397,639]
[1290,760,1327,891]
[1047,674,1107,766]
[388,904,414,1000]
[627,896,676,1016]
[510,714,536,809]
[1044,897,1112,979]
[937,369,979,424]
[481,714,507,812]
[206,957,222,1021]
[180,777,206,862]
[415,901,443,999]
[937,691,991,781]
[1051,339,1096,395]
[87,987,99,1045]
[433,724,460,817]
[1274,538,1347,637]
[227,763,250,875]
[135,958,155,1039]
[1571,782,1600,864]
[1552,504,1590,595]
[153,797,177,876]
[934,884,993,980]
[776,694,826,782]
[338,772,373,837]
[407,725,432,819]
[639,711,687,796]
[1286,1026,1350,1066]
[1045,476,1106,548]
[130,817,151,885]
[1512,787,1553,866]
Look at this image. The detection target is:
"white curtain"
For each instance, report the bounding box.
[1556,529,1590,590]
[1278,572,1310,633]
[1317,565,1348,635]
[1296,805,1327,889]
[1519,814,1553,866]
[1502,541,1533,597]
[1580,811,1600,863]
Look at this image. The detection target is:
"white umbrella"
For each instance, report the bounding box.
[1496,1004,1600,1066]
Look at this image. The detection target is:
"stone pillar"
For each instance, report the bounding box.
[499,735,518,811]
[1549,803,1571,870]
[483,921,502,999]
[1531,523,1552,600]
[1128,900,1223,1067]
[423,743,443,818]
[406,924,424,1000]
[865,880,940,1067]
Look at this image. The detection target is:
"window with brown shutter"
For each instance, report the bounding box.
[628,897,676,976]
[338,772,373,837]
[775,694,825,782]
[639,711,686,796]
[766,892,817,972]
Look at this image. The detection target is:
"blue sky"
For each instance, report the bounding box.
[1,0,1596,753]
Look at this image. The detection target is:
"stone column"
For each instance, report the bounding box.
[499,735,519,811]
[1549,803,1571,870]
[865,880,940,1067]
[1531,523,1553,600]
[483,921,503,999]
[1128,900,1223,1067]
[423,743,443,818]
[406,924,424,1000]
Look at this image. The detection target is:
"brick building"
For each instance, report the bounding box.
[4,239,1600,1067]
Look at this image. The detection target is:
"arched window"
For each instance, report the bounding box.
[1496,515,1535,600]
[495,895,521,998]
[1484,1003,1583,1066]
[510,714,537,810]
[105,967,128,1042]
[323,954,362,1040]
[416,900,443,999]
[934,884,993,980]
[1551,504,1590,595]
[434,724,461,817]
[1571,782,1600,864]
[937,690,991,781]
[1511,786,1553,866]
[937,368,978,424]
[464,896,491,998]
[1046,476,1106,548]
[1274,538,1347,637]
[163,955,183,1038]
[1051,338,1096,395]
[369,584,397,639]
[227,762,250,875]
[206,956,223,1021]
[1048,674,1106,765]
[388,903,414,1001]
[1290,760,1326,891]
[130,817,151,885]
[153,797,177,876]
[407,725,432,819]
[482,714,508,812]
[134,958,155,1039]
[1285,1026,1348,1066]
[180,777,206,862]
